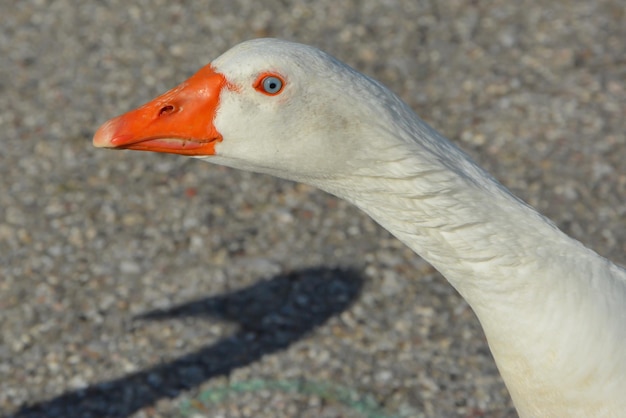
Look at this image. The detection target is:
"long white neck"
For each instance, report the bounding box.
[205,54,626,414]
[310,119,626,417]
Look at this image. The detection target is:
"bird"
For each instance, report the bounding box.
[93,38,626,417]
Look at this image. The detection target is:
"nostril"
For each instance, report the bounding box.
[158,105,175,117]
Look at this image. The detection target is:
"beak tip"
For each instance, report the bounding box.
[93,119,118,149]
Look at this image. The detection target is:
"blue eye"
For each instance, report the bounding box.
[254,73,286,96]
[261,76,283,94]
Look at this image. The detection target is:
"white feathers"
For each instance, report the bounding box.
[201,39,626,417]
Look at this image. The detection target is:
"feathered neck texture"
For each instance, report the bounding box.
[313,113,626,416]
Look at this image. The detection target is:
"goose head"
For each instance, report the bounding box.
[93,38,433,189]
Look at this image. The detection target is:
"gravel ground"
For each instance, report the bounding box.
[1,1,625,417]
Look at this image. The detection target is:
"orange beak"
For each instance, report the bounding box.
[93,65,227,156]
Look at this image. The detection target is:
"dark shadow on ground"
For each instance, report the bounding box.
[13,267,364,418]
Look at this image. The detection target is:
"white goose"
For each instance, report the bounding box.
[94,39,626,417]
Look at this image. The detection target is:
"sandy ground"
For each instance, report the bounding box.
[1,1,625,417]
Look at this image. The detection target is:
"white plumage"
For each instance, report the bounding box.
[94,39,626,417]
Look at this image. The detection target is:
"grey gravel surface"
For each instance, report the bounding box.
[1,1,625,417]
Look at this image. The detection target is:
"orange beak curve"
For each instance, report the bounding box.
[93,65,227,156]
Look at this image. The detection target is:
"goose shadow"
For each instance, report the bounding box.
[13,267,364,418]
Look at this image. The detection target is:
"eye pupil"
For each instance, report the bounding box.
[262,76,283,94]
